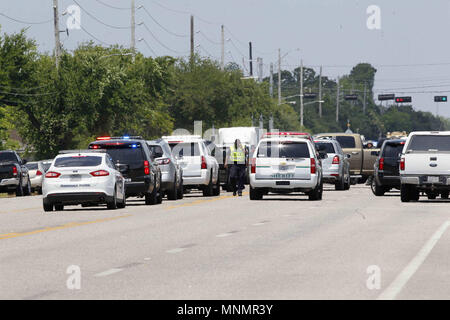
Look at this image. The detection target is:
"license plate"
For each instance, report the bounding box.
[427,176,439,183]
[70,175,81,181]
[279,165,288,171]
[125,178,132,182]
[271,173,294,179]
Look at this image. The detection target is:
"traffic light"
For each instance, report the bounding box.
[434,96,448,102]
[344,94,358,101]
[378,94,395,101]
[395,96,412,103]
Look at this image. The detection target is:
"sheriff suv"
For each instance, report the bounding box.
[249,132,325,200]
[400,131,450,202]
[89,136,162,205]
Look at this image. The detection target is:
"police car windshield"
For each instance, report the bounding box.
[54,156,102,167]
[257,141,310,158]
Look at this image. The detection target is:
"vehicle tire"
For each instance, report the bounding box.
[177,179,184,199]
[427,193,437,200]
[202,173,214,197]
[400,184,414,202]
[335,175,345,191]
[107,187,118,210]
[167,178,178,200]
[249,186,263,200]
[309,181,323,201]
[15,180,24,197]
[23,178,32,196]
[145,183,158,205]
[371,179,385,196]
[117,189,126,209]
[213,175,220,196]
[43,202,53,212]
[441,191,449,199]
[156,190,163,204]
[344,174,351,190]
[54,204,64,211]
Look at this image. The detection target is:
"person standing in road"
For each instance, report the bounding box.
[225,139,247,196]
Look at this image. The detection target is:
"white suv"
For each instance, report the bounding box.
[249,135,324,200]
[400,131,450,202]
[163,135,220,197]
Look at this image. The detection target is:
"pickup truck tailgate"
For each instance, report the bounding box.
[404,153,450,175]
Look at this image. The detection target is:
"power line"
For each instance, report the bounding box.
[72,0,131,29]
[94,0,130,10]
[0,12,52,25]
[138,37,157,56]
[139,5,188,38]
[197,31,220,45]
[0,90,57,97]
[138,22,188,55]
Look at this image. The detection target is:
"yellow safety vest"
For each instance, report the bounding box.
[229,146,245,163]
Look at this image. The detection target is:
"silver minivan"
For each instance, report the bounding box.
[314,138,351,190]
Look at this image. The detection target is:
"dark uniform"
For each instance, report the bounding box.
[227,143,246,196]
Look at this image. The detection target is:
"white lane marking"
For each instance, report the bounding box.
[216,233,232,238]
[144,257,151,261]
[283,214,292,217]
[252,221,269,226]
[95,268,123,277]
[166,248,186,254]
[378,220,450,300]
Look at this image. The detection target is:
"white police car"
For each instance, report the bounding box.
[42,150,126,211]
[249,132,324,200]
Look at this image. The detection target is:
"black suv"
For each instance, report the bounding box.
[0,150,31,196]
[89,136,162,205]
[371,139,406,196]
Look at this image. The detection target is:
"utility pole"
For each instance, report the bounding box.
[300,60,304,129]
[190,15,194,61]
[131,0,135,62]
[249,42,253,76]
[257,57,263,82]
[53,0,61,68]
[363,82,367,114]
[336,76,340,123]
[220,25,224,70]
[278,49,281,105]
[269,63,274,98]
[318,65,323,118]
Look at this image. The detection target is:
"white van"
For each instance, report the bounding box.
[162,135,220,196]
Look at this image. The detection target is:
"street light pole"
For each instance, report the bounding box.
[300,60,304,129]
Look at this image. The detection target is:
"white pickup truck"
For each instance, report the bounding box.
[400,131,450,202]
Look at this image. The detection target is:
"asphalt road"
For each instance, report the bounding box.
[0,184,449,300]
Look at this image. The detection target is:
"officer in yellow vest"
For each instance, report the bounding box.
[225,139,247,196]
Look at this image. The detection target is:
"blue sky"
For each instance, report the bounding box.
[2,0,450,118]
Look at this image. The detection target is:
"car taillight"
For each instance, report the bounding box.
[250,158,256,174]
[400,157,405,171]
[157,158,171,165]
[45,171,61,178]
[379,157,384,170]
[201,156,207,169]
[310,158,316,174]
[144,160,151,175]
[36,170,43,176]
[90,170,110,177]
[332,155,340,164]
[12,166,18,176]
